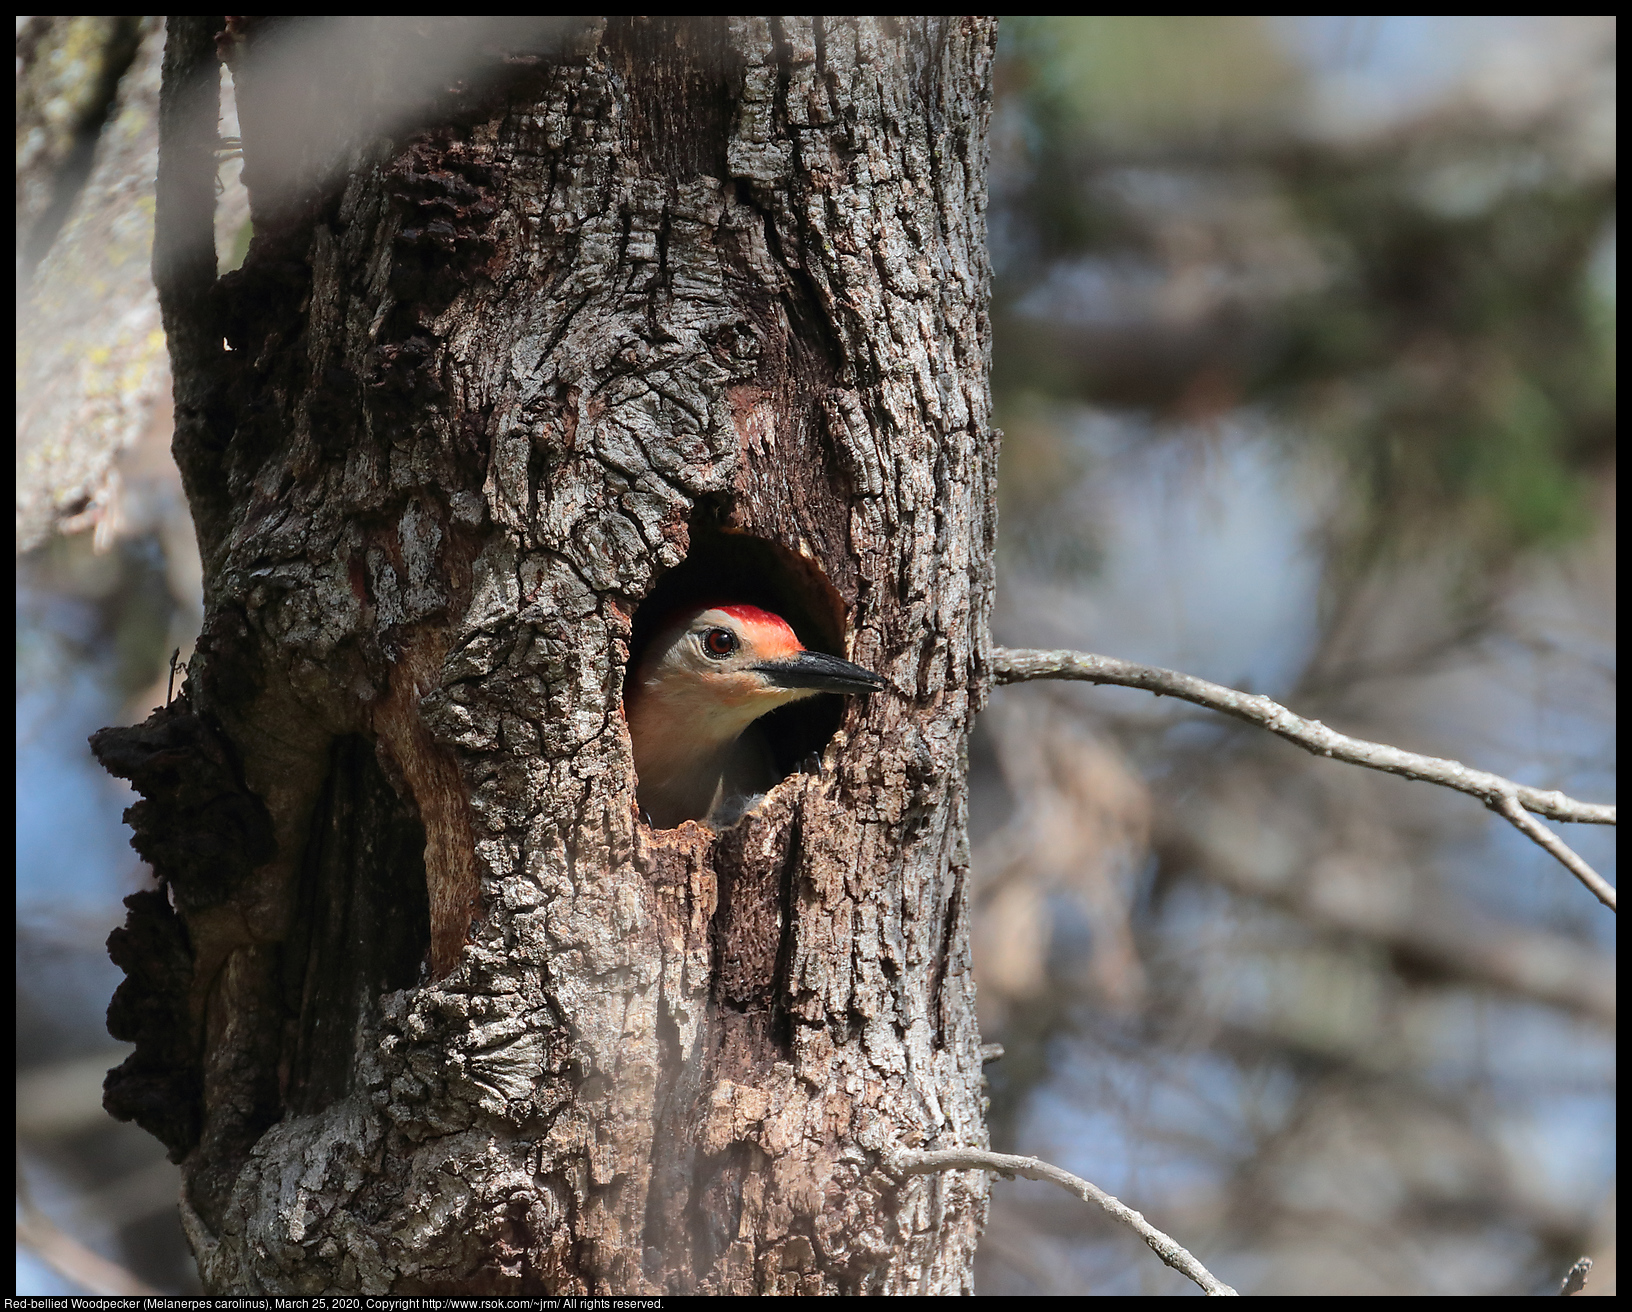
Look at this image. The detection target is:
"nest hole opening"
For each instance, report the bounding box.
[627,524,856,804]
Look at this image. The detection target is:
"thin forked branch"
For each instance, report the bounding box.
[991,648,1616,911]
[892,1147,1238,1296]
[1492,792,1617,911]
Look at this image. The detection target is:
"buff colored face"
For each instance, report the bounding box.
[634,605,810,733]
[624,602,885,827]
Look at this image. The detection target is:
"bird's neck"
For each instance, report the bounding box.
[627,685,758,827]
[628,679,769,766]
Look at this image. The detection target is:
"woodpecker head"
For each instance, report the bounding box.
[625,602,885,828]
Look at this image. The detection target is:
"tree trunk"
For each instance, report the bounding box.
[94,15,999,1295]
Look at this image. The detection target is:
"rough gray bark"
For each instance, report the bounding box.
[95,15,998,1294]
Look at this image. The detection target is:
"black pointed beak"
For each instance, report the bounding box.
[755,649,887,695]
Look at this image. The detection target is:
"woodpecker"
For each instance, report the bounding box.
[625,602,885,830]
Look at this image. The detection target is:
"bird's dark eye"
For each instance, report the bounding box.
[703,627,737,658]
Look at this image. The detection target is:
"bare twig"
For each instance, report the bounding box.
[892,1146,1238,1296]
[1493,792,1617,911]
[991,648,1616,910]
[1558,1255,1592,1296]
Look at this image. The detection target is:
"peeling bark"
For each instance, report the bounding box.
[97,15,998,1294]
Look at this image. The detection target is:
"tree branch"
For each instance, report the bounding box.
[1492,792,1617,911]
[893,1147,1237,1295]
[1558,1255,1593,1296]
[991,648,1616,911]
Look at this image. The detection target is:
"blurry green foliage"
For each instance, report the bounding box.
[1264,140,1615,566]
[1001,16,1299,147]
[991,16,1615,580]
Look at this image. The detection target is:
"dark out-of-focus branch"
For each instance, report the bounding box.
[991,648,1616,911]
[891,1147,1238,1296]
[1157,808,1616,1025]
